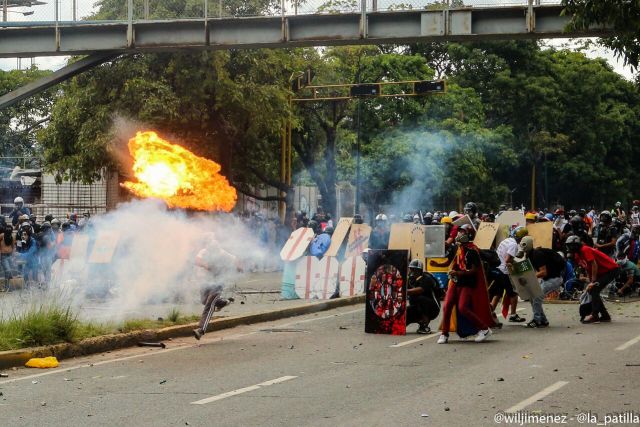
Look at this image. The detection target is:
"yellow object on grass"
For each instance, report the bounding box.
[25,356,59,369]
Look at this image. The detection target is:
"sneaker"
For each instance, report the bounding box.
[509,314,526,323]
[599,315,612,323]
[437,334,449,344]
[475,328,492,342]
[581,315,599,324]
[214,298,230,309]
[193,328,204,340]
[526,319,548,328]
[416,324,431,335]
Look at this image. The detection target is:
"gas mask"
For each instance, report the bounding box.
[455,232,470,244]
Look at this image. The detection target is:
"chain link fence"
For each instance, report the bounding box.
[0,0,564,24]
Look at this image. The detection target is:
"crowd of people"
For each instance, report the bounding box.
[361,200,640,343]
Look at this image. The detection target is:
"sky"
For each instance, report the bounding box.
[0,1,636,80]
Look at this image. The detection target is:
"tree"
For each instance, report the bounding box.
[0,68,55,167]
[563,0,640,70]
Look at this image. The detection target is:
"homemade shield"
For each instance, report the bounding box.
[280,227,315,262]
[527,222,553,249]
[345,224,372,258]
[294,256,339,299]
[453,214,475,230]
[509,258,543,301]
[325,217,353,257]
[339,256,366,296]
[424,225,446,258]
[388,223,414,250]
[474,222,500,250]
[365,250,408,335]
[88,232,120,264]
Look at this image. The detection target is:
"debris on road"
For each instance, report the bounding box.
[138,342,166,348]
[25,357,59,369]
[497,377,505,382]
[32,380,39,384]
[625,363,640,367]
[421,413,429,417]
[41,402,46,407]
[160,379,167,384]
[0,373,8,378]
[339,326,348,330]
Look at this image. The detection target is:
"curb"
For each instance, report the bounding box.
[0,295,365,371]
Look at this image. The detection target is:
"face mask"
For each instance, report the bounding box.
[455,233,469,244]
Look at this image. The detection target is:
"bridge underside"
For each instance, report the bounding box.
[0,5,608,59]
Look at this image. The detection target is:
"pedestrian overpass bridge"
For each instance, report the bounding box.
[0,1,611,108]
[0,1,607,58]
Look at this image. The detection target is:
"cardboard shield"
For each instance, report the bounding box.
[410,225,427,263]
[474,222,500,250]
[509,258,543,301]
[496,210,526,230]
[325,217,353,257]
[365,250,408,335]
[388,223,414,251]
[345,224,372,258]
[280,227,315,261]
[424,225,446,258]
[339,256,366,296]
[527,222,553,249]
[88,232,120,264]
[294,256,339,299]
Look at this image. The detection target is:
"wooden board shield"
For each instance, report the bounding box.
[345,224,372,259]
[325,217,353,257]
[410,225,426,263]
[453,214,475,231]
[339,256,366,297]
[88,232,120,264]
[280,227,315,261]
[294,256,339,299]
[365,250,408,335]
[494,223,511,247]
[527,222,553,249]
[69,234,90,261]
[509,258,543,301]
[424,225,446,258]
[388,223,414,250]
[496,210,526,229]
[474,222,500,250]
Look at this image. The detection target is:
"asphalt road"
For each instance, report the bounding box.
[2,300,640,427]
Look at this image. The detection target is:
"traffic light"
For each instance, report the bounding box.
[414,80,446,94]
[350,83,381,97]
[291,68,315,92]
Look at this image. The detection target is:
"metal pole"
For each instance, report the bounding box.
[204,0,207,19]
[219,0,222,18]
[54,0,59,23]
[73,0,77,21]
[355,98,361,215]
[144,0,149,20]
[2,0,6,22]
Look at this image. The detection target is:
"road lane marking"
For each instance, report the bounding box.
[389,334,438,348]
[0,307,360,385]
[616,334,640,351]
[505,381,569,413]
[190,375,298,405]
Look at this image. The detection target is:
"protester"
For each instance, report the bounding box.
[0,225,16,291]
[612,253,640,297]
[491,226,526,323]
[369,214,389,249]
[406,259,442,334]
[9,197,31,226]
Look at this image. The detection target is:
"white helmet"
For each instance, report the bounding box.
[449,211,458,217]
[375,214,388,221]
[14,197,24,204]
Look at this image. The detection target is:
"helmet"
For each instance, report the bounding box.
[633,206,639,212]
[51,218,61,226]
[14,197,24,205]
[525,212,537,221]
[375,214,388,221]
[413,214,420,221]
[353,214,364,224]
[459,223,475,239]
[569,210,577,217]
[448,211,459,218]
[425,212,433,218]
[565,235,583,252]
[544,213,554,221]
[599,211,612,224]
[579,209,586,216]
[29,214,37,221]
[402,214,413,223]
[324,226,334,235]
[440,216,452,224]
[44,214,54,222]
[463,202,478,215]
[519,236,534,254]
[511,226,528,241]
[615,201,622,208]
[18,214,29,221]
[408,259,424,270]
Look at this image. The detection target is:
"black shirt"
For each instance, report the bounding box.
[408,273,441,305]
[530,248,564,280]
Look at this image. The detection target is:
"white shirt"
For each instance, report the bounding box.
[497,237,518,274]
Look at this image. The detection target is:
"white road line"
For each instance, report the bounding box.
[190,376,298,405]
[505,381,569,413]
[389,334,438,348]
[0,307,360,385]
[616,334,640,351]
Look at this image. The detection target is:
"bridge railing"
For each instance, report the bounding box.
[0,0,563,26]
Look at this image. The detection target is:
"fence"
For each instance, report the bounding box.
[0,0,564,26]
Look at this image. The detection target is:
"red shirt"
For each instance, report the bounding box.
[575,245,618,277]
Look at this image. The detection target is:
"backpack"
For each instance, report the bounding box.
[479,249,501,270]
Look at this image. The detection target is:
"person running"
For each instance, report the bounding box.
[438,224,494,344]
[566,235,619,323]
[492,226,527,323]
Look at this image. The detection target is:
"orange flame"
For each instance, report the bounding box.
[122,131,237,212]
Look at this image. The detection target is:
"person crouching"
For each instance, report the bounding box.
[406,259,443,334]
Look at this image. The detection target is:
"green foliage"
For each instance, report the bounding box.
[563,0,640,69]
[167,307,181,323]
[0,303,78,350]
